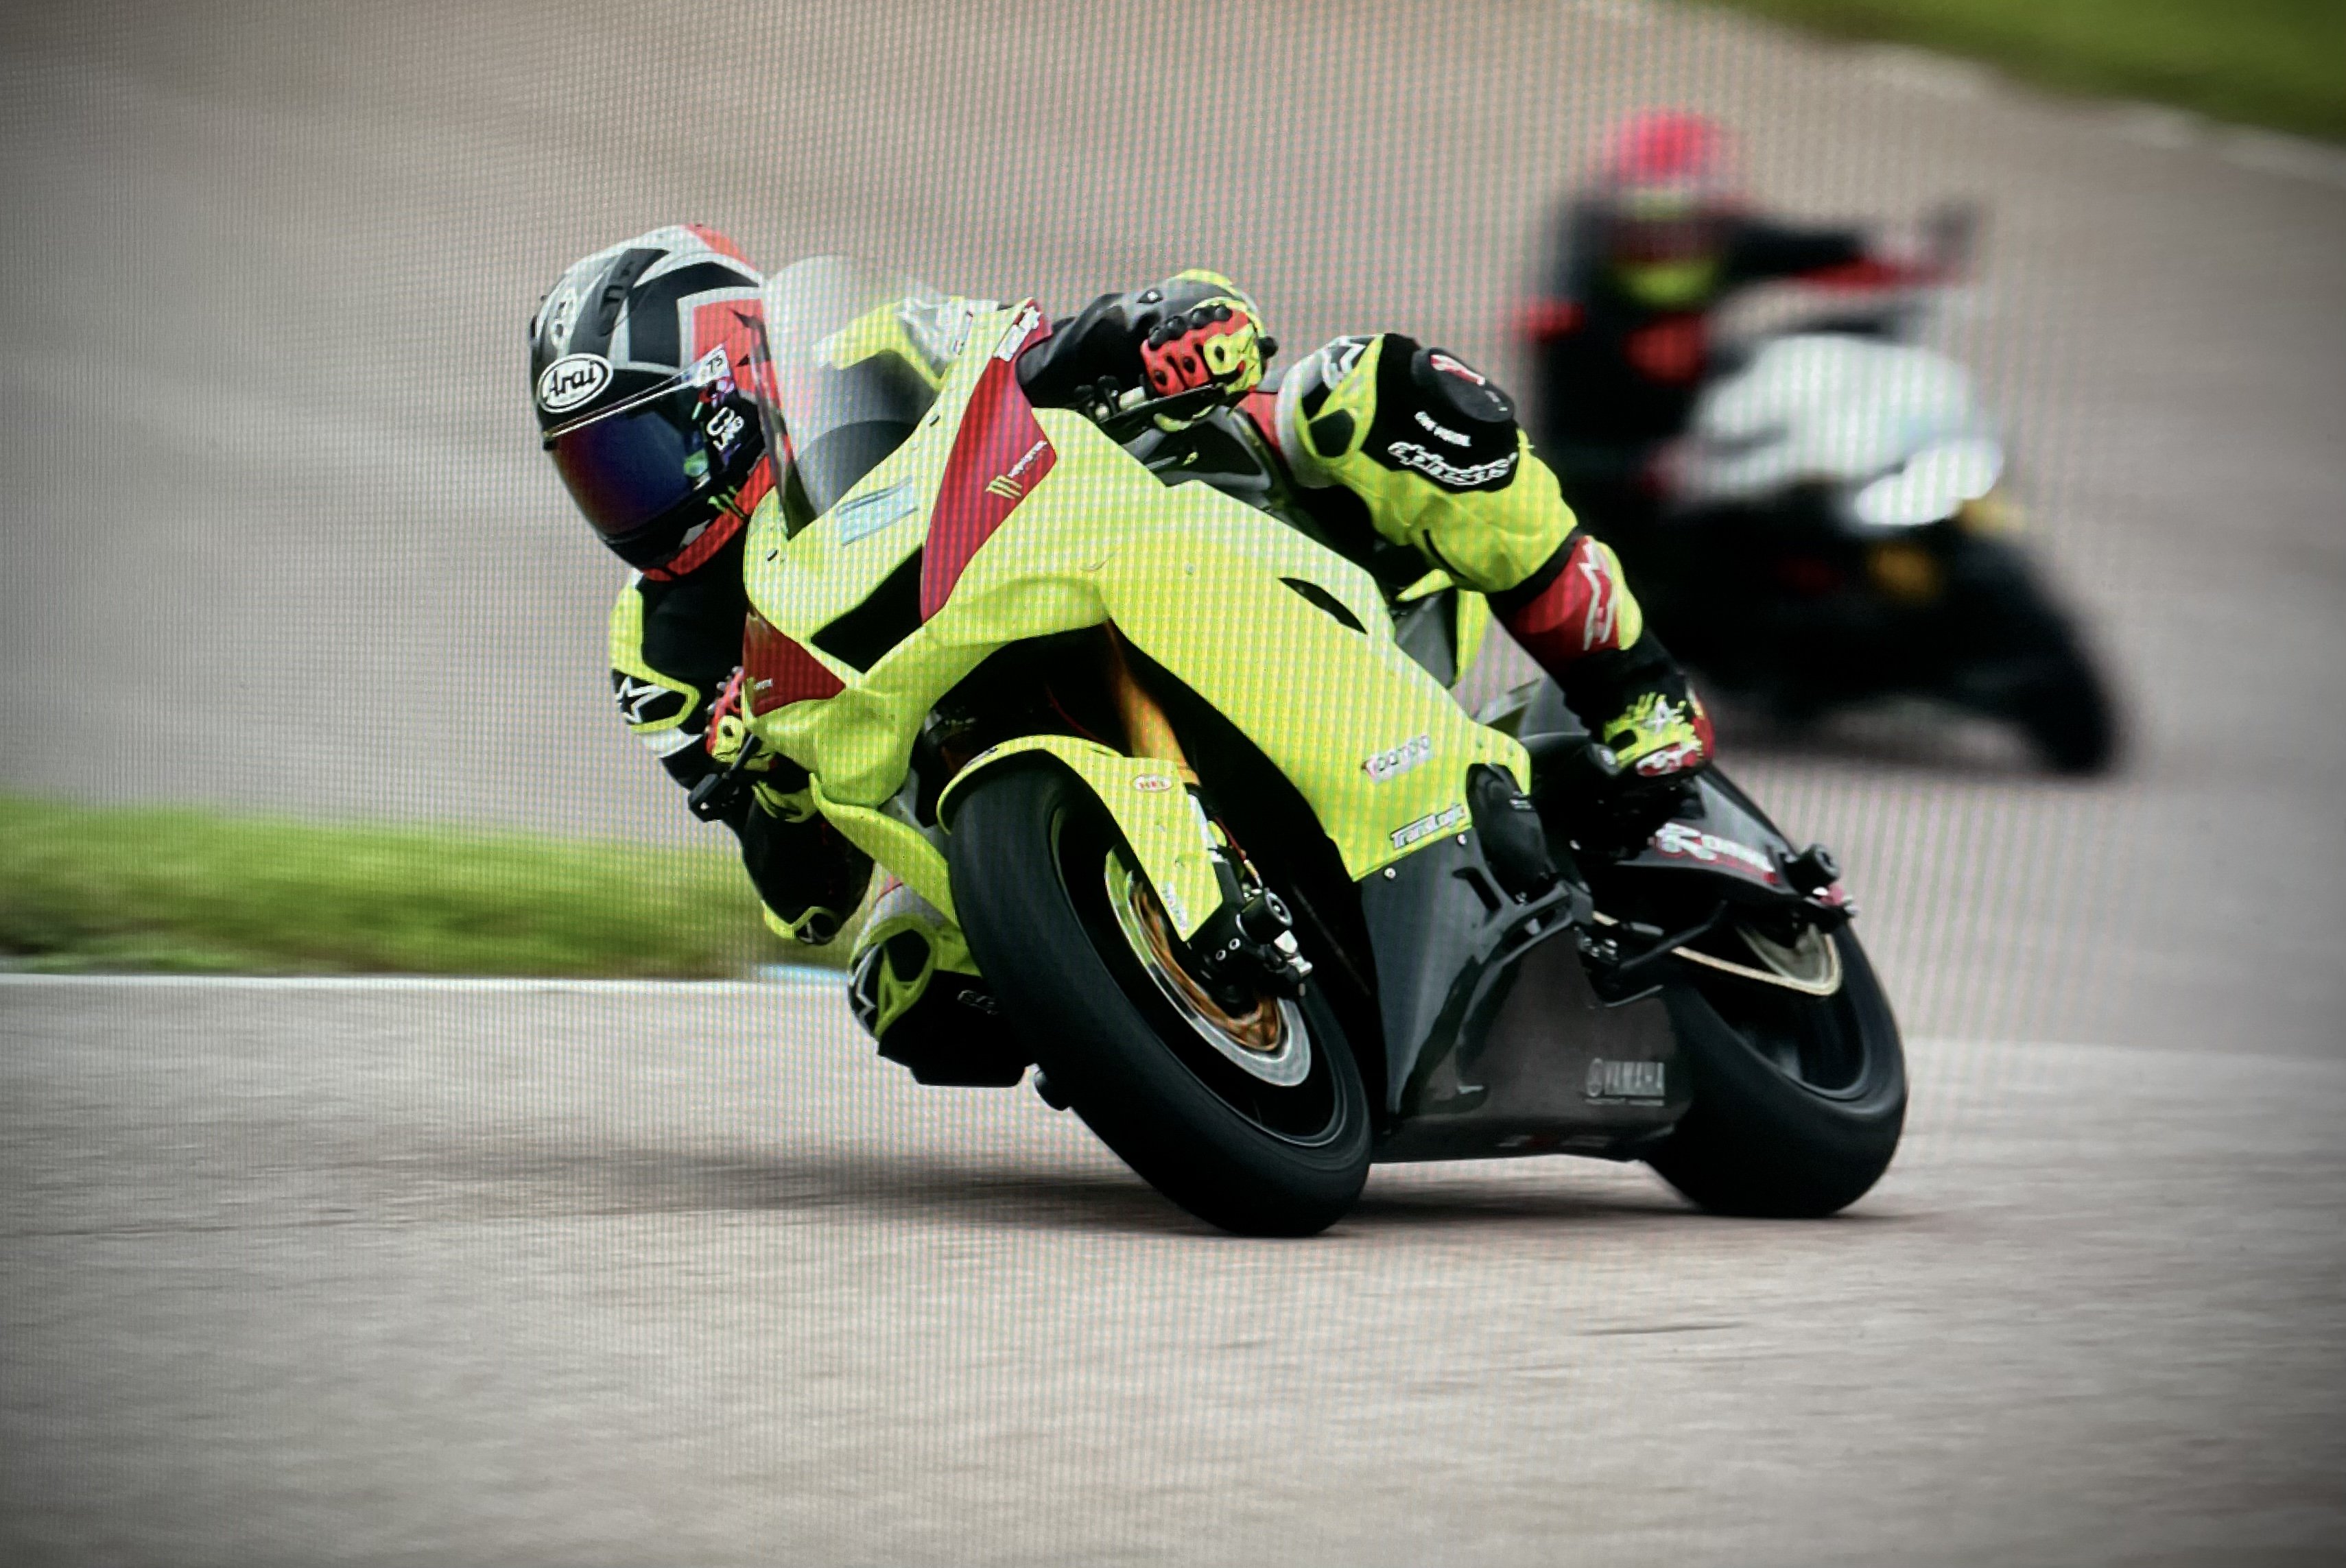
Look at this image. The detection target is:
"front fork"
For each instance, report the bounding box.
[1104,626,1312,1002]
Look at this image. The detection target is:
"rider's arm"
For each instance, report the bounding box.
[607,547,746,787]
[1728,216,1930,290]
[609,540,873,944]
[1272,333,1712,781]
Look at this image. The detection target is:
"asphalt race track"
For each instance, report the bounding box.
[3,1,2344,1560]
[5,977,2343,1565]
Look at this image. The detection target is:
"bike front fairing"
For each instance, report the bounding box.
[738,261,1529,945]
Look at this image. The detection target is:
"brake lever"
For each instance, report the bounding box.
[686,741,759,822]
[1095,383,1231,443]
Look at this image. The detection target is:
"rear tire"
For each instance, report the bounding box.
[948,765,1371,1236]
[1647,928,1906,1217]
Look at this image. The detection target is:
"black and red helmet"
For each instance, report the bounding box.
[530,225,770,572]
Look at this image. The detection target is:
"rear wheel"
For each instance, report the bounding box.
[947,765,1371,1236]
[1646,927,1906,1217]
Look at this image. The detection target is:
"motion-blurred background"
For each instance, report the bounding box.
[6,0,2341,1055]
[6,6,2345,1565]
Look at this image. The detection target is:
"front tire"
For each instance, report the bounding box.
[948,765,1371,1236]
[1943,541,2120,775]
[1647,928,1906,1217]
[2006,641,2118,775]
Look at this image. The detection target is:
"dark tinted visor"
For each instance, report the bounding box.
[546,383,744,544]
[1612,213,1724,266]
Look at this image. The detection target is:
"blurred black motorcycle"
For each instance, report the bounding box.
[1567,263,2118,774]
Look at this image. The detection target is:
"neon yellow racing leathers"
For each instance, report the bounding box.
[735,263,1539,1080]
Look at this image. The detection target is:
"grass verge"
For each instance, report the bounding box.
[1697,0,2346,143]
[1,794,818,978]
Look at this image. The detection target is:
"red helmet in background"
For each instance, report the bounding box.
[1594,110,1739,305]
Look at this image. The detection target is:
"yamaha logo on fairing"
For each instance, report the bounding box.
[1586,1058,1666,1102]
[536,353,612,414]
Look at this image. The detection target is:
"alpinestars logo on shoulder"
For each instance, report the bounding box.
[1384,440,1517,490]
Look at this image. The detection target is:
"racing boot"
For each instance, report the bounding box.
[846,881,1030,1087]
[1568,682,1714,856]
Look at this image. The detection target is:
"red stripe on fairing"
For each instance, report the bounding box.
[919,309,1055,621]
[743,607,844,715]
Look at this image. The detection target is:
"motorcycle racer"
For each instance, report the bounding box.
[534,244,1709,1084]
[1518,108,1941,531]
[529,225,875,950]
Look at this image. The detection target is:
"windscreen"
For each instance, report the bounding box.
[754,257,988,523]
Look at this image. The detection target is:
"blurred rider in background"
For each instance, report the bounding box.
[532,233,1713,1084]
[1520,108,1944,534]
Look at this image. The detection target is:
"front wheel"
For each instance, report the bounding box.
[2005,640,2118,775]
[947,765,1371,1236]
[1646,928,1906,1217]
[1942,540,2120,774]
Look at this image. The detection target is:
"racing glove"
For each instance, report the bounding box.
[1017,270,1274,427]
[1138,271,1271,404]
[703,666,873,943]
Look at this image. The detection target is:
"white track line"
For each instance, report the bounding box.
[0,971,842,995]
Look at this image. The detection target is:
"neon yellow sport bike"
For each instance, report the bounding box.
[734,258,1905,1236]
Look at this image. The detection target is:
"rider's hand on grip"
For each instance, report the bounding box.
[704,666,773,773]
[1140,299,1268,402]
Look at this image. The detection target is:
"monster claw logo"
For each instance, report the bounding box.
[983,437,1052,503]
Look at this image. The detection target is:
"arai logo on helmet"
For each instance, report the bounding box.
[536,353,612,414]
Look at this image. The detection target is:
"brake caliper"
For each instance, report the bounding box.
[1190,888,1314,1007]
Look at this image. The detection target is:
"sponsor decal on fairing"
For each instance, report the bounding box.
[833,481,921,544]
[1362,733,1434,784]
[1388,802,1468,851]
[1132,774,1176,794]
[1585,1058,1666,1102]
[1646,820,1781,883]
[992,302,1046,361]
[984,436,1052,501]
